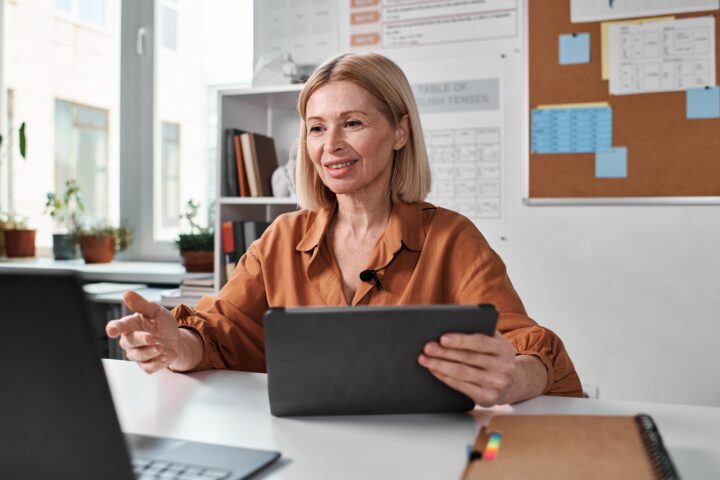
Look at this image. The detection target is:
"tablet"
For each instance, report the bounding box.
[264,304,498,416]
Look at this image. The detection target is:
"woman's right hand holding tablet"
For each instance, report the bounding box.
[106,291,203,374]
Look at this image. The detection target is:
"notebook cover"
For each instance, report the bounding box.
[463,415,658,480]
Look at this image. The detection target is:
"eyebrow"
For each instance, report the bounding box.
[306,110,369,122]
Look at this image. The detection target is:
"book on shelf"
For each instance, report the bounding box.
[233,132,251,197]
[221,221,237,279]
[240,132,279,196]
[218,221,271,282]
[179,285,214,296]
[224,128,243,196]
[175,274,215,297]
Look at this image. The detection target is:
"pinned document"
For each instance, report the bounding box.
[559,33,590,64]
[686,86,720,119]
[608,16,716,95]
[595,147,627,178]
[531,103,612,154]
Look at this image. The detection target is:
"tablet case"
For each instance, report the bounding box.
[264,304,498,416]
[462,414,679,480]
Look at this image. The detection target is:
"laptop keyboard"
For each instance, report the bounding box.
[133,457,231,479]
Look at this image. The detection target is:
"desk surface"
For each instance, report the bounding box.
[103,359,720,480]
[0,258,193,284]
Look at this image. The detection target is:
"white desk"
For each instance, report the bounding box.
[103,359,720,480]
[0,258,193,284]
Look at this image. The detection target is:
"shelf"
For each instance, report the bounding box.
[219,196,298,205]
[219,83,304,97]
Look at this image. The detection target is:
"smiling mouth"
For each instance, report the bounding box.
[326,160,357,169]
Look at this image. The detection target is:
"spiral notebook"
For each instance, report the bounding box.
[462,414,679,480]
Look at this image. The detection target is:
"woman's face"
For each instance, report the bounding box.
[305,81,407,199]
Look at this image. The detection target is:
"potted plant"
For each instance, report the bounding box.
[1,213,36,258]
[44,179,84,260]
[77,224,132,264]
[176,199,214,272]
[0,122,27,257]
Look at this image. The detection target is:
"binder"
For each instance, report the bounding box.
[463,414,679,480]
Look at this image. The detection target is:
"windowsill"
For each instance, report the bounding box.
[0,257,199,285]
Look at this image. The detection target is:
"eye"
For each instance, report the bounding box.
[345,119,362,128]
[308,125,325,134]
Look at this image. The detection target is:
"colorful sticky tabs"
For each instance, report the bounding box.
[595,147,627,178]
[686,87,720,119]
[532,106,612,154]
[483,432,502,460]
[559,33,590,65]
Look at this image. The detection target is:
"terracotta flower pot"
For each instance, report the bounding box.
[4,229,36,257]
[180,250,214,272]
[79,235,116,263]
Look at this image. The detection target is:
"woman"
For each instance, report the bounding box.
[107,52,582,407]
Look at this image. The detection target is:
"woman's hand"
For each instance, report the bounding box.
[106,291,202,374]
[418,331,547,407]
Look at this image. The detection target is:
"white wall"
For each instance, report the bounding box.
[321,0,720,406]
[496,172,720,406]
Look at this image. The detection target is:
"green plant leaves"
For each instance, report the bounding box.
[18,122,26,159]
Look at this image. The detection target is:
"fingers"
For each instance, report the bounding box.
[136,350,176,375]
[123,340,177,374]
[418,354,511,392]
[428,370,500,408]
[123,290,162,318]
[125,343,163,363]
[438,332,515,356]
[106,313,144,338]
[118,331,156,350]
[422,341,512,374]
[418,332,518,407]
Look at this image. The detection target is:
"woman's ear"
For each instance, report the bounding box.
[393,114,410,151]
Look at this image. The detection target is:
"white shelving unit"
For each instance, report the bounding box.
[214,84,304,289]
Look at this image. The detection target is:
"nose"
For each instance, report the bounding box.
[324,126,345,153]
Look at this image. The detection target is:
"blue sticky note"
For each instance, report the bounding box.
[595,147,627,178]
[559,33,590,65]
[686,87,720,119]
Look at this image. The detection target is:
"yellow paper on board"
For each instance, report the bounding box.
[601,16,674,80]
[536,102,610,109]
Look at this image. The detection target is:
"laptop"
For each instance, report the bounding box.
[0,271,280,480]
[264,304,498,416]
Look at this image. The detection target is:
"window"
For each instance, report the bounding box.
[159,0,177,51]
[1,0,252,258]
[152,0,253,244]
[54,0,107,28]
[55,100,111,224]
[160,122,180,229]
[3,0,120,249]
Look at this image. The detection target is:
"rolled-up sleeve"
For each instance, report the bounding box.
[172,243,268,372]
[453,226,583,397]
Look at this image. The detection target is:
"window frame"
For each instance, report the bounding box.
[120,0,180,261]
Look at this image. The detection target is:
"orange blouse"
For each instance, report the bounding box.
[173,201,582,397]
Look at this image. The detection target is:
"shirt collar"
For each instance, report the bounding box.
[383,200,426,253]
[295,202,337,252]
[295,200,427,253]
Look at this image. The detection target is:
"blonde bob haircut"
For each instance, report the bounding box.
[295,52,431,211]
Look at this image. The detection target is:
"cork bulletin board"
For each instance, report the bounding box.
[527,2,720,202]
